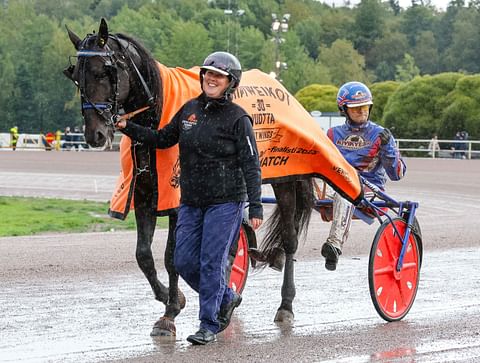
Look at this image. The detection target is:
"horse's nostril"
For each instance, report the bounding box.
[95,132,106,147]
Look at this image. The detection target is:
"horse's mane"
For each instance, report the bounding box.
[115,33,162,119]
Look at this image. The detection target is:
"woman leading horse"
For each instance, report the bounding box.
[64,18,363,337]
[116,51,263,345]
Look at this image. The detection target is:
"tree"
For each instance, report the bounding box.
[442,9,480,73]
[317,10,355,49]
[237,26,268,70]
[368,31,408,81]
[369,81,401,124]
[272,31,330,93]
[0,53,16,132]
[388,0,401,15]
[318,39,369,86]
[159,20,212,68]
[110,5,177,53]
[383,73,462,137]
[395,54,420,82]
[412,31,439,75]
[1,6,61,132]
[295,84,338,113]
[400,3,436,47]
[237,0,280,36]
[435,0,464,61]
[207,19,238,57]
[353,0,386,55]
[295,18,323,59]
[440,74,480,139]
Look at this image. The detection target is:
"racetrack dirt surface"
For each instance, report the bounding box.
[1,151,480,362]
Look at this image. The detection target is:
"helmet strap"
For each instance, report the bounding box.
[224,79,236,98]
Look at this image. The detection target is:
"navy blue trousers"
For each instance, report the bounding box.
[174,201,245,333]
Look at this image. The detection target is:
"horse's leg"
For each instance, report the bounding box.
[271,182,298,323]
[133,175,180,336]
[150,211,186,336]
[134,194,169,304]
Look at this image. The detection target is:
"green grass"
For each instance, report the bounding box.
[0,196,168,237]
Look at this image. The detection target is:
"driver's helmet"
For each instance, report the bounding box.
[336,81,373,113]
[200,51,242,95]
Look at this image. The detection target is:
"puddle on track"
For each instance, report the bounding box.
[1,248,480,362]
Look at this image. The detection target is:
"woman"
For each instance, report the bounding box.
[116,51,263,345]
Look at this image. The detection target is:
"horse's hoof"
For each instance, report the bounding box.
[150,317,176,337]
[274,309,294,323]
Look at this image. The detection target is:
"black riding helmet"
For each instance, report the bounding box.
[200,51,242,98]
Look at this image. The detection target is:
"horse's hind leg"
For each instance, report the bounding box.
[272,182,298,323]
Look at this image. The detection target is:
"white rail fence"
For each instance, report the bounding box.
[0,133,92,151]
[396,138,480,159]
[1,132,479,159]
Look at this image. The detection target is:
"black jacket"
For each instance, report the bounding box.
[121,93,263,219]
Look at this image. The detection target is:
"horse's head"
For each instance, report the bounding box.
[64,18,158,148]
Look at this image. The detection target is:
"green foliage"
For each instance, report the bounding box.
[353,0,386,54]
[1,0,480,139]
[0,197,162,237]
[395,53,420,82]
[295,84,338,112]
[370,81,401,124]
[159,20,212,68]
[318,39,368,86]
[412,31,439,75]
[279,31,329,93]
[295,17,323,59]
[440,75,480,138]
[109,6,176,52]
[237,27,268,70]
[442,9,480,73]
[400,3,436,47]
[383,73,463,137]
[368,32,408,81]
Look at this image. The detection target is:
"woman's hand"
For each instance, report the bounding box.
[249,218,263,230]
[115,119,127,129]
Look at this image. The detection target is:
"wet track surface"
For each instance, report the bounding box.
[1,152,480,362]
[2,247,480,363]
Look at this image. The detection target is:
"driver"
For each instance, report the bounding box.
[321,81,406,271]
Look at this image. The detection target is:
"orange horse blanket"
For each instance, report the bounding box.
[109,63,362,219]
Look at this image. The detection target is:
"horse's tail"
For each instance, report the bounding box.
[251,179,314,270]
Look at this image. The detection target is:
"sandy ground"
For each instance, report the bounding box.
[1,152,480,362]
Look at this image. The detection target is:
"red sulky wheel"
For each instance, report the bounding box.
[368,217,421,322]
[228,225,250,294]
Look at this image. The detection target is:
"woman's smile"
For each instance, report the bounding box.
[203,70,229,99]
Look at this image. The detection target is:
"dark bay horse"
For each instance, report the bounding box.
[64,18,315,334]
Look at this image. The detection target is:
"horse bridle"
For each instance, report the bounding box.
[66,35,154,129]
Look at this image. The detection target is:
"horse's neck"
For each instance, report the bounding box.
[126,60,162,128]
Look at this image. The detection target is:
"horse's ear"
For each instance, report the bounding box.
[65,25,82,50]
[97,18,109,48]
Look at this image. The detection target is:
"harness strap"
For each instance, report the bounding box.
[76,50,115,57]
[112,35,155,106]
